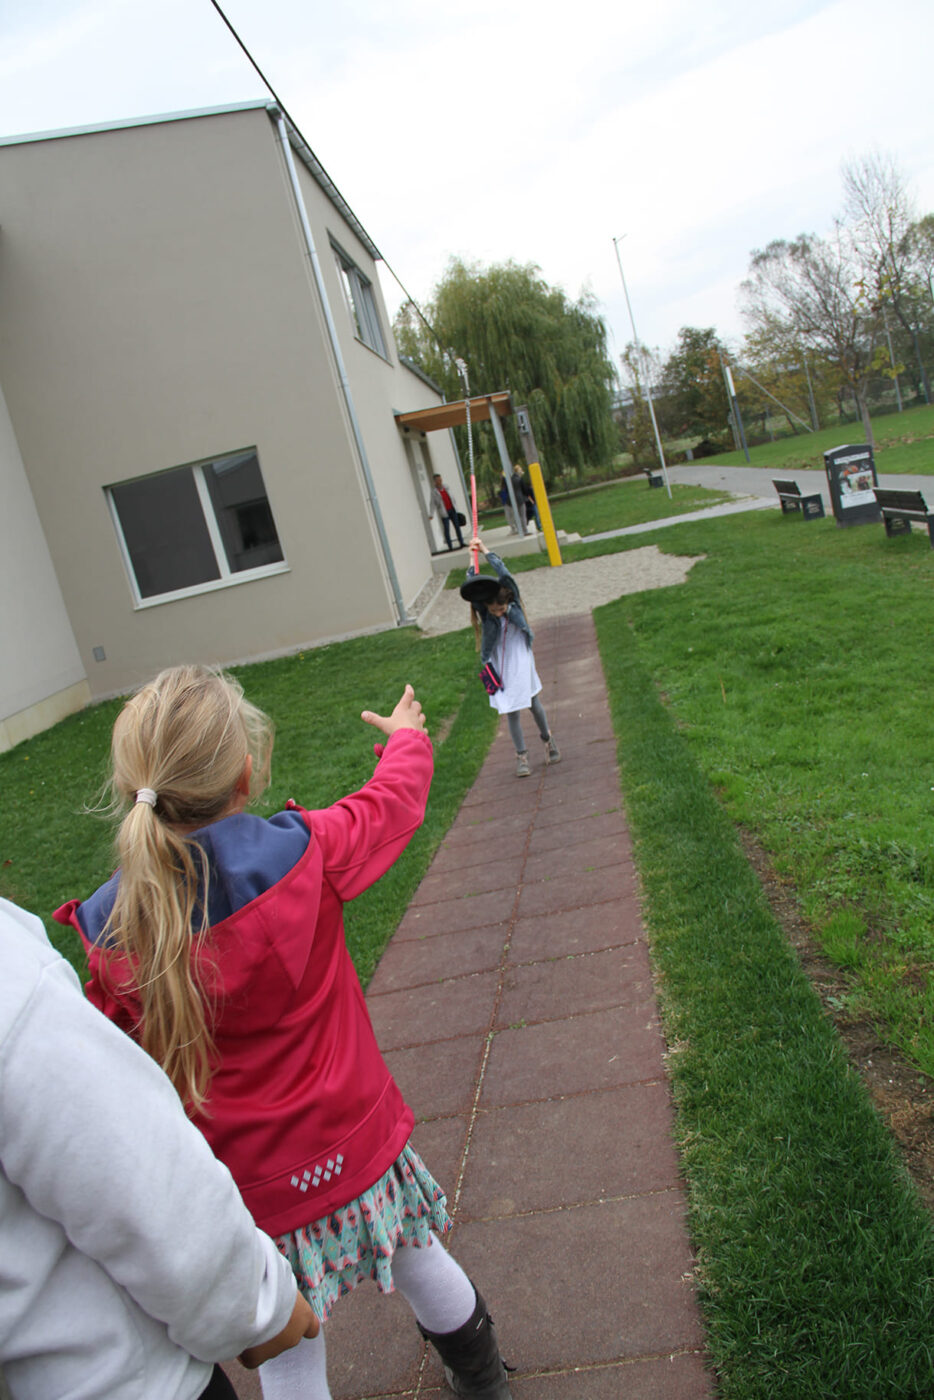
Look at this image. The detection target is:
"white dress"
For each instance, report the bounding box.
[488,616,542,714]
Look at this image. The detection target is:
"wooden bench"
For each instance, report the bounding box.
[772,478,825,520]
[873,488,934,547]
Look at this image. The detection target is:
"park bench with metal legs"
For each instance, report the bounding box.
[772,478,825,520]
[872,487,934,547]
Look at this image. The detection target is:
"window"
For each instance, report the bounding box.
[107,448,286,605]
[332,242,388,357]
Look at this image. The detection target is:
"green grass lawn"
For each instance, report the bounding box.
[0,628,493,983]
[596,581,934,1397]
[478,477,732,538]
[704,400,934,475]
[5,493,934,1393]
[597,508,934,1077]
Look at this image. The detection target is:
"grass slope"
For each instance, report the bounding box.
[599,509,934,1077]
[704,400,934,475]
[595,603,934,1396]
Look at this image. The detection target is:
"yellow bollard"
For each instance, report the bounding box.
[527,460,562,567]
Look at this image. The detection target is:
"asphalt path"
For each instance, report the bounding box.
[665,460,934,505]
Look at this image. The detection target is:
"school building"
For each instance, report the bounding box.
[0,100,465,750]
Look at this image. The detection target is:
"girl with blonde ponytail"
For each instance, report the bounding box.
[104,665,272,1110]
[56,665,514,1400]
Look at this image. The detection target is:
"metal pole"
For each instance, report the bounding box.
[802,356,820,430]
[883,306,903,411]
[515,405,562,567]
[612,236,671,497]
[486,399,526,537]
[721,357,750,462]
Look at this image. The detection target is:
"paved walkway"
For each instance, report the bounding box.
[227,613,714,1399]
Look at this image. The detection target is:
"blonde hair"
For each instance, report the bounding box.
[103,665,273,1111]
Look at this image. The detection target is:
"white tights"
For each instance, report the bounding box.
[258,1233,476,1400]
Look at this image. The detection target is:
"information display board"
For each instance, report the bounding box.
[822,444,881,527]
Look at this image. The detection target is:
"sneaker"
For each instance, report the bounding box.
[545,735,561,764]
[516,752,531,778]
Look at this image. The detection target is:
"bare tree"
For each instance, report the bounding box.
[842,152,931,402]
[907,213,934,312]
[741,227,882,447]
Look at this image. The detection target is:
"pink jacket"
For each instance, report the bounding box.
[55,727,432,1237]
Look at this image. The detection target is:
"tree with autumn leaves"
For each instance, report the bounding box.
[741,155,934,449]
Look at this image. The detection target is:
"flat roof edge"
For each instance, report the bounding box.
[269,109,381,263]
[0,99,383,265]
[0,99,271,149]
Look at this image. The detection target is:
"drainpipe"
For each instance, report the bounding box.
[272,109,412,624]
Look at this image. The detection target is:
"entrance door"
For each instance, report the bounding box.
[404,434,445,553]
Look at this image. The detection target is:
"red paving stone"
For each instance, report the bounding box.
[509,899,644,961]
[496,942,657,1024]
[223,613,714,1399]
[368,924,508,992]
[480,1008,668,1105]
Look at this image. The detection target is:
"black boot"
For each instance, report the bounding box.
[418,1289,513,1398]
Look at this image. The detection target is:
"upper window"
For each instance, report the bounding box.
[332,242,388,357]
[107,448,286,606]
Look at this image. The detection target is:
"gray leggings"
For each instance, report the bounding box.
[506,694,550,754]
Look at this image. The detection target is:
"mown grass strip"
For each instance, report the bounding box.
[601,509,934,1077]
[595,602,934,1398]
[0,626,493,985]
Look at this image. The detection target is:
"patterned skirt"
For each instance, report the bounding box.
[275,1142,452,1321]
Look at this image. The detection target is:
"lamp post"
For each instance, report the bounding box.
[612,235,671,497]
[720,355,750,462]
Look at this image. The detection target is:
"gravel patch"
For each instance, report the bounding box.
[418,545,704,635]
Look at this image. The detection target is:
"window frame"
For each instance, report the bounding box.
[331,240,389,359]
[106,448,289,610]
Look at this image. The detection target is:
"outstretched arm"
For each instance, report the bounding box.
[360,683,426,738]
[310,686,433,901]
[469,537,514,587]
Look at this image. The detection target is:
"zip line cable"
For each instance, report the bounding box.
[206,0,443,351]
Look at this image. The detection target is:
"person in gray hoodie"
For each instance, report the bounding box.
[0,896,317,1400]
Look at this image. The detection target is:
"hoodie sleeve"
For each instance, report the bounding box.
[484,551,518,589]
[0,908,297,1363]
[309,727,433,902]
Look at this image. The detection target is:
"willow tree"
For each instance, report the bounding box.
[394,259,619,488]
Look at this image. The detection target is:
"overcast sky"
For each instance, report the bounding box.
[2,0,933,366]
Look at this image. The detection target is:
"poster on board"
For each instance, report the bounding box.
[823,444,881,526]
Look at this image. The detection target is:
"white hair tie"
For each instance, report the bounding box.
[135,788,158,807]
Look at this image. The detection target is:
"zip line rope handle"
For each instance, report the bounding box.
[454,358,479,572]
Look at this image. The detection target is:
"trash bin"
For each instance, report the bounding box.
[823,444,881,527]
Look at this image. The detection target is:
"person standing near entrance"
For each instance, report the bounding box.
[429,474,465,550]
[512,466,540,531]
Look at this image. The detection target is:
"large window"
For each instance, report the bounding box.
[332,241,388,357]
[107,448,286,605]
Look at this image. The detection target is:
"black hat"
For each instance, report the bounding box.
[459,574,501,605]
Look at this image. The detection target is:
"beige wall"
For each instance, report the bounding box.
[0,107,440,700]
[0,382,89,750]
[288,152,461,602]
